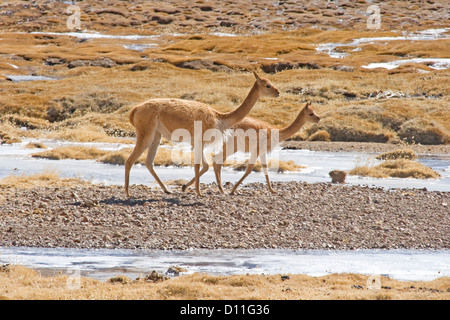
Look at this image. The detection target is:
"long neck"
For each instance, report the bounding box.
[279,110,307,142]
[220,82,260,129]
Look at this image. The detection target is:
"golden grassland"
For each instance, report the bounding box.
[1,0,447,35]
[0,265,449,300]
[0,28,449,148]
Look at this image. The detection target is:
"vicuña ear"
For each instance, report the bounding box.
[305,101,311,108]
[253,70,262,81]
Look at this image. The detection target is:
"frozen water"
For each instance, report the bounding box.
[0,140,449,191]
[316,28,450,59]
[30,31,160,41]
[1,140,449,281]
[3,75,58,82]
[362,58,450,70]
[0,246,448,281]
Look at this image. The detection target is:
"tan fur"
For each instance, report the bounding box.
[182,102,320,194]
[125,72,279,197]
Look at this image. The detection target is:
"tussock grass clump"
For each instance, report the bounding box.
[398,119,449,145]
[307,117,392,143]
[308,130,331,142]
[349,159,440,179]
[0,131,21,144]
[97,148,135,165]
[32,146,107,160]
[46,93,124,122]
[25,142,47,149]
[0,171,90,188]
[45,124,124,143]
[231,159,304,173]
[2,115,49,130]
[375,148,417,161]
[98,147,193,167]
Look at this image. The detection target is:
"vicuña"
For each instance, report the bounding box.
[182,102,320,194]
[125,71,280,196]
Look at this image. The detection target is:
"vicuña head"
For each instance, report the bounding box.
[252,70,280,98]
[301,101,320,124]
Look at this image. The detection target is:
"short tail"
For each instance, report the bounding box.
[129,107,137,127]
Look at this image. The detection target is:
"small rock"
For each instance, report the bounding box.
[329,170,347,183]
[44,57,66,66]
[198,5,213,11]
[151,15,174,25]
[281,275,290,281]
[351,285,364,289]
[166,266,188,276]
[68,57,116,69]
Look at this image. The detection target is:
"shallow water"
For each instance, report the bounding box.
[1,139,449,191]
[316,28,450,64]
[3,74,59,82]
[0,246,448,282]
[362,58,450,70]
[1,141,449,282]
[30,31,161,41]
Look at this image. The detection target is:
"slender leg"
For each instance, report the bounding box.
[230,163,255,195]
[213,162,225,194]
[213,151,227,193]
[182,151,209,192]
[125,134,152,197]
[230,151,258,195]
[194,162,202,196]
[260,152,276,194]
[145,132,171,194]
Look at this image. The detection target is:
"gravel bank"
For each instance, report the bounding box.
[1,182,448,250]
[282,141,450,154]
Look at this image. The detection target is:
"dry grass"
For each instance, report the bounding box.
[375,149,417,161]
[24,142,47,149]
[0,265,448,300]
[232,159,304,173]
[0,170,91,189]
[0,28,449,146]
[349,159,441,179]
[98,147,193,167]
[32,146,107,160]
[31,146,303,172]
[44,124,132,143]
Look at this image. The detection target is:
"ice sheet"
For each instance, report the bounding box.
[0,246,448,281]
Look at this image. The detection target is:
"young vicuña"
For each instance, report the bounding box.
[182,102,320,194]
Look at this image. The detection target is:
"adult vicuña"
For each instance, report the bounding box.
[125,71,280,197]
[182,102,320,194]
